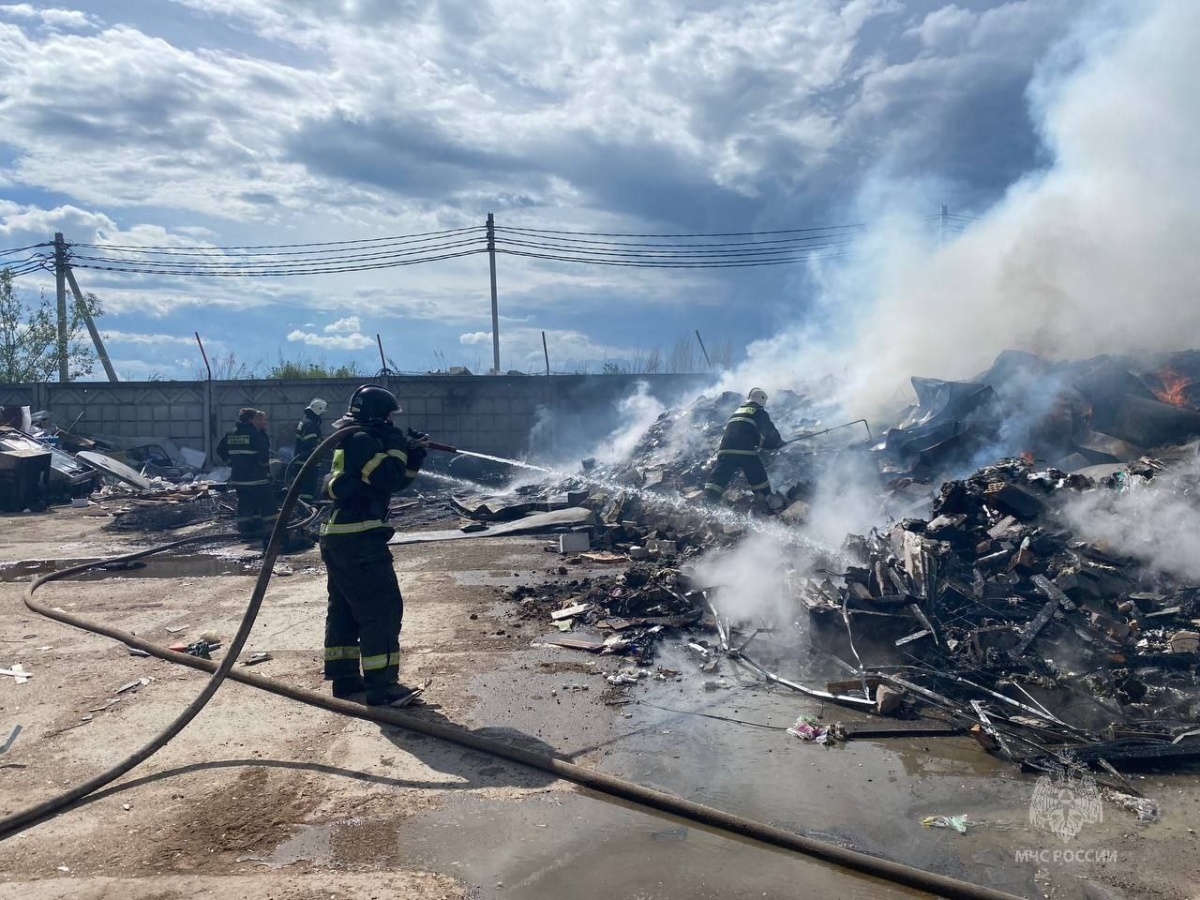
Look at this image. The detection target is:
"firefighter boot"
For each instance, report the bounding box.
[332,677,366,700]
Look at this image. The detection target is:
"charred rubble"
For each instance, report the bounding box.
[800,456,1200,774]
[468,350,1200,777]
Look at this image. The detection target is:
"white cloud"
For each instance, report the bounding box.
[459,331,491,345]
[100,330,198,346]
[286,328,374,350]
[324,315,361,333]
[0,5,95,30]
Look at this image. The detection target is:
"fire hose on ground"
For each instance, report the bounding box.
[1,428,1024,900]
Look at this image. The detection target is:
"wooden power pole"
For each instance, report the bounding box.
[53,233,68,382]
[486,212,500,374]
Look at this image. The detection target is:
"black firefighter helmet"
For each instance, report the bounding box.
[346,384,400,424]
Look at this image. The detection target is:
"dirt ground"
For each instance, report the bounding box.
[0,504,1198,900]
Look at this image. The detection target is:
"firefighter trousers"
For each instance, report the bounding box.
[704,452,771,500]
[320,531,404,693]
[233,483,279,537]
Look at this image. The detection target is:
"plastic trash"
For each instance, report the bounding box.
[787,715,830,744]
[921,814,971,833]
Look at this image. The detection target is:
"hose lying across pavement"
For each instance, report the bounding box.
[2,431,1024,900]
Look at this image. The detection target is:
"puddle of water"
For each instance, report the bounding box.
[249,822,335,868]
[453,643,1037,899]
[392,791,922,900]
[0,553,254,582]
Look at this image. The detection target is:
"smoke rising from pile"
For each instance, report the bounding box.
[1062,457,1200,581]
[727,0,1200,422]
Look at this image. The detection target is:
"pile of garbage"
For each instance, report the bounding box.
[782,454,1200,773]
[508,563,702,664]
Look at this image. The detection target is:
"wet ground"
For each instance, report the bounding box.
[1,506,1198,899]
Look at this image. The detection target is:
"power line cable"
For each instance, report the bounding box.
[68,235,487,272]
[494,235,858,261]
[494,223,865,238]
[70,248,487,277]
[0,242,52,257]
[71,225,484,254]
[494,227,863,250]
[497,248,852,269]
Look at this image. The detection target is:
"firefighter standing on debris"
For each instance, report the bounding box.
[216,408,278,545]
[704,388,785,511]
[291,398,327,502]
[320,384,429,707]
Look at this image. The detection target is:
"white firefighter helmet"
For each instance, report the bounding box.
[747,388,768,405]
[307,398,328,416]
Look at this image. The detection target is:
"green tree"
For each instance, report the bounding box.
[0,268,101,382]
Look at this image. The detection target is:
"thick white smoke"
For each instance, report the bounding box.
[1062,456,1200,581]
[725,0,1200,422]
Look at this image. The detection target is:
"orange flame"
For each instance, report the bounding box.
[1151,368,1193,408]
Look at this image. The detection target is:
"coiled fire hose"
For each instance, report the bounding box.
[2,429,1023,900]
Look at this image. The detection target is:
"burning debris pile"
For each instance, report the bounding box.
[874,349,1200,477]
[797,455,1200,773]
[473,349,1200,779]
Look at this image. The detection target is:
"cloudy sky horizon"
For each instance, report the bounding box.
[1,1,1194,396]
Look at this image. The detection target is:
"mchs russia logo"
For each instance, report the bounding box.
[1029,764,1103,842]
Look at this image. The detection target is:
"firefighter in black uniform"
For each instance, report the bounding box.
[291,398,327,502]
[704,388,785,510]
[320,385,428,707]
[216,407,278,543]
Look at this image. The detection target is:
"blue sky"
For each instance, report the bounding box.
[0,1,1196,390]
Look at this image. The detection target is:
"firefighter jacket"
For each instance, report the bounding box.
[294,409,323,462]
[716,401,783,456]
[319,421,422,539]
[216,421,271,486]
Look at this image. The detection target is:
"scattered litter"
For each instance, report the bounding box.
[124,645,150,657]
[185,639,219,659]
[787,716,830,744]
[1102,789,1162,823]
[242,652,272,666]
[0,665,31,684]
[921,815,972,833]
[551,603,592,621]
[115,676,152,694]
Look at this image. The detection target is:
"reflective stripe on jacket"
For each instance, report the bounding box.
[216,421,271,486]
[717,402,783,454]
[319,426,418,539]
[294,409,322,461]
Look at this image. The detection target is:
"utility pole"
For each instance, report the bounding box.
[486,212,500,374]
[694,329,712,370]
[63,268,118,382]
[53,233,68,382]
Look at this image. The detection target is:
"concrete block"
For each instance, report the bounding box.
[559,532,590,553]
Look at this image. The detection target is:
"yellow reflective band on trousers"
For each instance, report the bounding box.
[324,645,360,661]
[320,512,387,535]
[361,651,401,671]
[717,448,759,456]
[749,480,770,491]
